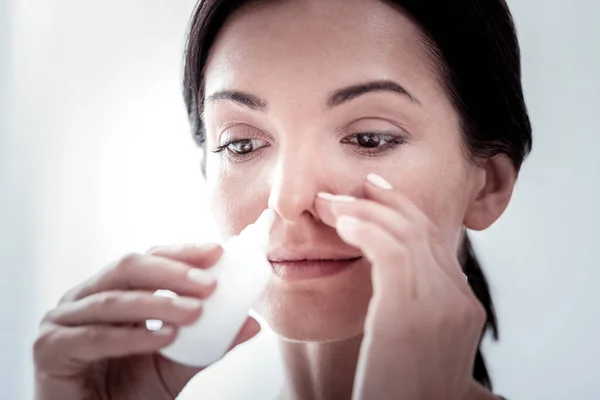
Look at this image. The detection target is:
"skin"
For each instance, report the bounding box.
[32,0,516,398]
[202,0,516,399]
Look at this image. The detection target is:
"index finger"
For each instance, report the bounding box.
[65,249,221,303]
[146,242,223,268]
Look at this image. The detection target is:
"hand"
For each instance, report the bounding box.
[33,243,261,400]
[315,174,488,400]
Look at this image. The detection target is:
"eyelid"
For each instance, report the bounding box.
[340,132,407,151]
[213,137,270,163]
[335,118,411,141]
[342,132,404,141]
[217,123,272,145]
[227,137,269,150]
[341,132,406,158]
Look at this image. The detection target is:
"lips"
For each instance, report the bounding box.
[267,241,363,281]
[268,250,363,263]
[269,257,362,281]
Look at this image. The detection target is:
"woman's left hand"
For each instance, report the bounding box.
[315,173,489,400]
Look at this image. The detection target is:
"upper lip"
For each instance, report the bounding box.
[268,248,362,262]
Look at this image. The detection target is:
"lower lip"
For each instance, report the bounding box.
[270,258,361,281]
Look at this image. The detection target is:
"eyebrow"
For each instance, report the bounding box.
[206,79,419,112]
[206,90,268,112]
[327,80,419,108]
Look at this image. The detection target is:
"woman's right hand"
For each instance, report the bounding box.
[33,243,262,400]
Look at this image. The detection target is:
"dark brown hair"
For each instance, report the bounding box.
[181,0,533,390]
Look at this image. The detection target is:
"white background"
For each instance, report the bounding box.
[1,1,598,399]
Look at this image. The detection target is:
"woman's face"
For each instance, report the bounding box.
[202,0,484,341]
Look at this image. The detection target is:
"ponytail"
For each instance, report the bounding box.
[460,232,499,391]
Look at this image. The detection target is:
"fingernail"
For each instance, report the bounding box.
[317,192,336,201]
[188,269,217,285]
[146,319,163,331]
[366,173,393,190]
[194,242,221,252]
[317,193,356,202]
[173,297,203,310]
[332,195,356,202]
[152,325,174,336]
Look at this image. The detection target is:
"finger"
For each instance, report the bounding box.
[363,174,469,288]
[65,253,219,302]
[37,323,178,363]
[314,193,358,227]
[48,291,206,327]
[146,242,223,268]
[316,194,415,244]
[318,194,470,293]
[334,215,416,296]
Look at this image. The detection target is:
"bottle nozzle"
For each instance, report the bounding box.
[237,209,275,253]
[255,208,276,231]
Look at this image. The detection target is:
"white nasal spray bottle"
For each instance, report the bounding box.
[157,208,276,367]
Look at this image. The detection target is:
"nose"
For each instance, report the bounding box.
[267,145,322,223]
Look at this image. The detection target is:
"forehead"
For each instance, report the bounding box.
[203,0,442,103]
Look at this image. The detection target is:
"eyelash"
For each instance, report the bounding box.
[341,133,406,157]
[211,132,407,162]
[211,138,270,163]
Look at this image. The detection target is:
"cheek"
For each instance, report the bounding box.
[391,152,470,230]
[426,172,471,233]
[208,174,265,240]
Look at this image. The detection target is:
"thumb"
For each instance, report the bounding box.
[229,316,262,350]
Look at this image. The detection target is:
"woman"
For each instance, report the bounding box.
[33,0,532,398]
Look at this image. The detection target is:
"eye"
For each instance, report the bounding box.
[228,139,258,154]
[341,132,406,156]
[211,138,269,162]
[355,133,383,148]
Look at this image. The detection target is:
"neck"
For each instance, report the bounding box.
[278,333,364,400]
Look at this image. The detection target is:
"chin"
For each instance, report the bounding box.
[253,264,373,342]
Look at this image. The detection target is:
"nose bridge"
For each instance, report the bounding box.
[268,139,321,222]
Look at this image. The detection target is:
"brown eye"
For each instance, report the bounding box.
[340,132,406,157]
[211,137,270,162]
[230,139,254,154]
[356,133,381,148]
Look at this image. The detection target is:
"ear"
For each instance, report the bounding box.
[464,154,517,231]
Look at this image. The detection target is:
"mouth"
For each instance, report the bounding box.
[269,257,362,281]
